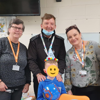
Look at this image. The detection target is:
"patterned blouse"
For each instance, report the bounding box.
[64,41,100,92]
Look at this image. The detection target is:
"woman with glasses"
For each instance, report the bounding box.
[0,18,31,100]
[64,25,100,100]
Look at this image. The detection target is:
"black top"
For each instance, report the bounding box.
[0,37,31,88]
[28,31,66,76]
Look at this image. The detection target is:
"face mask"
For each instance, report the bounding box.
[42,29,54,36]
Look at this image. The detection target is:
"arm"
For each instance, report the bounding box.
[64,53,72,93]
[56,39,66,82]
[22,49,31,93]
[94,41,100,61]
[61,82,67,94]
[58,39,66,74]
[0,39,8,91]
[28,39,41,75]
[28,39,46,83]
[22,63,31,93]
[37,82,45,100]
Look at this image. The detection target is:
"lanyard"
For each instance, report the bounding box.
[75,41,85,68]
[40,33,55,55]
[7,37,20,64]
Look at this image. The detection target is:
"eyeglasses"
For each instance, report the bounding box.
[11,26,23,31]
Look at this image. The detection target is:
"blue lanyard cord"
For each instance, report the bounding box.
[40,33,55,55]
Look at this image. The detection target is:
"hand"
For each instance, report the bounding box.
[22,84,30,93]
[36,73,46,83]
[0,81,8,91]
[56,73,62,82]
[67,90,73,95]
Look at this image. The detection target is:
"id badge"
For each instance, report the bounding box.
[79,70,87,76]
[12,65,20,71]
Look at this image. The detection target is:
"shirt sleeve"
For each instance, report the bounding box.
[0,39,2,78]
[64,53,72,92]
[37,82,45,100]
[0,38,2,56]
[25,49,31,84]
[25,65,31,84]
[58,39,66,74]
[61,82,67,94]
[93,41,100,61]
[28,39,41,75]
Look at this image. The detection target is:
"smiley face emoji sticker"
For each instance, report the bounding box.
[47,65,59,77]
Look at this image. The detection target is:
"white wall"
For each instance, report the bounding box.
[17,0,100,46]
[18,0,100,35]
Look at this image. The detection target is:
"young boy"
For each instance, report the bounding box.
[37,58,66,100]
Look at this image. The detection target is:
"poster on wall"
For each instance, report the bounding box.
[0,16,16,38]
[0,17,7,33]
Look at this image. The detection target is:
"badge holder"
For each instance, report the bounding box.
[79,68,87,76]
[12,64,20,71]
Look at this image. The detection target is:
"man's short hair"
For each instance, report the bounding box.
[41,13,56,24]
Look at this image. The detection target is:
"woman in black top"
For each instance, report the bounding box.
[0,18,31,100]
